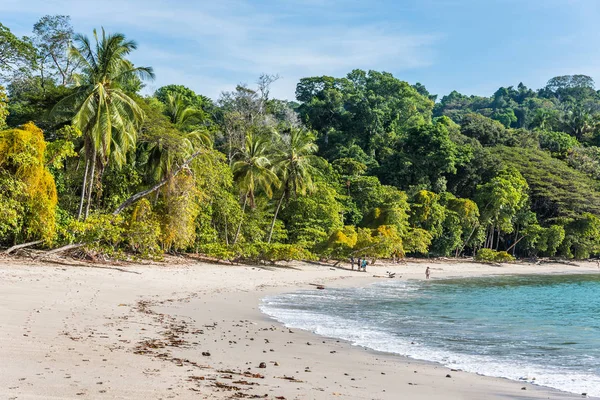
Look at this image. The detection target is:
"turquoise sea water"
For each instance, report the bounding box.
[261,274,600,397]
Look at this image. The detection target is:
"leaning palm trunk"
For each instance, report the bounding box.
[267,193,285,244]
[77,158,89,220]
[233,193,248,245]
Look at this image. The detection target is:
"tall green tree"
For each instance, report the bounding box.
[32,15,77,87]
[0,23,36,80]
[267,127,322,243]
[475,168,528,250]
[53,28,154,219]
[231,133,279,244]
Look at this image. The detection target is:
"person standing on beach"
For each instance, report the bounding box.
[425,266,430,279]
[350,256,355,270]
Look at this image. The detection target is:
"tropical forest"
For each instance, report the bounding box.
[3,15,600,262]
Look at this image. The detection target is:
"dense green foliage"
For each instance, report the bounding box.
[3,16,600,261]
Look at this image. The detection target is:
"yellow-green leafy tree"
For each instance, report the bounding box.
[126,198,161,257]
[327,225,358,258]
[158,173,200,252]
[0,85,8,129]
[0,122,57,243]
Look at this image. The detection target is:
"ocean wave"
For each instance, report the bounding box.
[261,283,600,397]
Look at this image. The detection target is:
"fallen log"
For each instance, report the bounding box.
[3,240,43,254]
[35,243,83,260]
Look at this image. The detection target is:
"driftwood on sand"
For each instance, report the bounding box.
[3,240,43,255]
[34,243,84,260]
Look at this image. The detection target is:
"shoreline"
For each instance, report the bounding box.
[258,273,598,399]
[1,257,598,399]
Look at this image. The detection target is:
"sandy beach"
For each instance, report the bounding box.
[1,256,598,400]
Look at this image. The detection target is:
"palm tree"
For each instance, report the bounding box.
[267,127,322,243]
[144,129,202,183]
[231,132,279,244]
[562,102,596,140]
[164,93,202,126]
[163,92,211,147]
[53,28,154,219]
[139,92,212,184]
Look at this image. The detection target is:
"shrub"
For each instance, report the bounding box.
[404,228,433,255]
[475,248,515,262]
[326,226,358,258]
[125,199,161,258]
[258,243,315,263]
[222,243,315,264]
[198,243,236,261]
[493,251,515,262]
[68,214,125,257]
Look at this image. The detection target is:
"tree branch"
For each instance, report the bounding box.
[112,149,205,215]
[506,234,527,253]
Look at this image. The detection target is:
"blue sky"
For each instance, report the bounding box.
[1,0,599,101]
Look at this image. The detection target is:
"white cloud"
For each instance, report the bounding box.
[0,0,441,100]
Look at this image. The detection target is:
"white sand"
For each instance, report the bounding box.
[1,256,598,399]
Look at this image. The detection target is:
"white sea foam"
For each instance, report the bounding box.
[261,290,600,397]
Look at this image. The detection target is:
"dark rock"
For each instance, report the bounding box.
[258,362,267,368]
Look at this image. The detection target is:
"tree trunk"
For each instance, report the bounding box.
[233,193,248,245]
[84,158,96,220]
[495,225,501,250]
[224,214,229,246]
[77,158,89,220]
[457,222,479,257]
[506,234,526,254]
[267,194,285,244]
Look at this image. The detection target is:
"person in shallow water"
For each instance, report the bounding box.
[426,266,430,279]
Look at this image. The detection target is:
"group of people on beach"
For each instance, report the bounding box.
[349,256,432,280]
[349,256,368,272]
